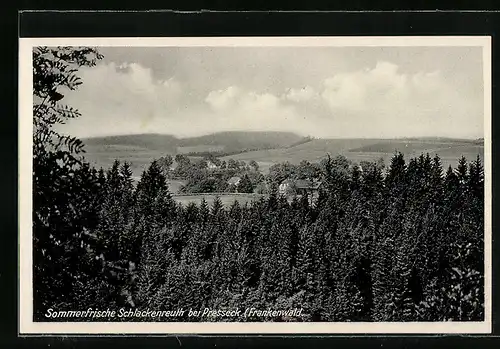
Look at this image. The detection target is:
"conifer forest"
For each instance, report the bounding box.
[32,47,485,322]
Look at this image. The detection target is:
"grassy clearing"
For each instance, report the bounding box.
[349,140,463,154]
[177,145,225,154]
[222,139,484,172]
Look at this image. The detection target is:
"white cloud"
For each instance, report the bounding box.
[283,86,319,103]
[204,86,310,134]
[205,86,241,111]
[58,57,483,139]
[321,61,410,112]
[60,62,183,137]
[315,61,482,138]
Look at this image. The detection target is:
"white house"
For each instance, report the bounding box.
[206,160,219,170]
[278,179,295,196]
[227,176,241,186]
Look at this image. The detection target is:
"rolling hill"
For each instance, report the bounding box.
[81,131,307,176]
[177,131,304,151]
[222,138,484,173]
[81,131,484,177]
[84,134,179,152]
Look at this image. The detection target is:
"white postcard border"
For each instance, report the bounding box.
[19,36,492,335]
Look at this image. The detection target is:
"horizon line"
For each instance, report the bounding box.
[80,131,484,141]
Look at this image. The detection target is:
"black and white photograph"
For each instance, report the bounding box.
[19,37,491,334]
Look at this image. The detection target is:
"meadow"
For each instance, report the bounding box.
[222,138,484,173]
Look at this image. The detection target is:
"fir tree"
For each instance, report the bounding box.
[237,174,254,193]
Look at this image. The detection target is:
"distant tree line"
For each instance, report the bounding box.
[33,46,484,323]
[181,148,271,158]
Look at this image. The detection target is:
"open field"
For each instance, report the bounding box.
[172,193,265,208]
[83,144,165,178]
[177,145,225,154]
[83,145,202,178]
[222,138,484,173]
[168,180,187,194]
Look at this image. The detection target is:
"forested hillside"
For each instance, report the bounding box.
[34,152,485,322]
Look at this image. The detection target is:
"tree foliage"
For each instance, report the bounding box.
[33,46,105,316]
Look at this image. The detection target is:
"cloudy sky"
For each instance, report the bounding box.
[58,46,484,139]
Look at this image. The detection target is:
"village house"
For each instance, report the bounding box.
[206,160,219,170]
[227,176,241,187]
[295,179,321,195]
[279,178,322,203]
[278,179,295,196]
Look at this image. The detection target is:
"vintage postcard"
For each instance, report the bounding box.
[19,36,491,334]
